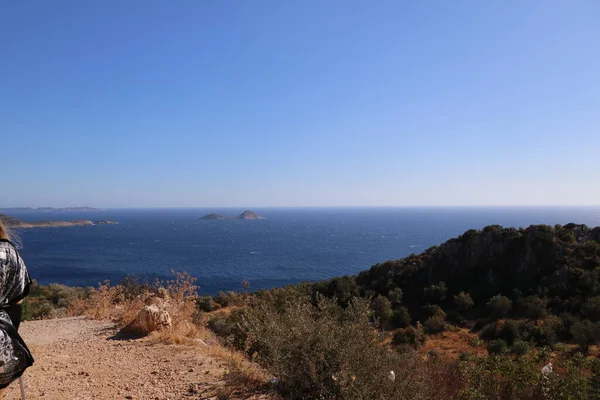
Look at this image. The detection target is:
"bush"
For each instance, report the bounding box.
[424,316,446,334]
[392,326,426,348]
[518,296,547,320]
[391,306,411,328]
[498,320,520,345]
[458,352,600,399]
[582,296,600,321]
[421,304,446,319]
[371,295,392,327]
[454,291,474,312]
[197,295,221,312]
[511,340,530,356]
[387,287,403,305]
[570,319,600,351]
[236,296,454,399]
[424,282,447,302]
[487,295,512,319]
[213,291,238,307]
[479,322,498,340]
[487,339,509,355]
[23,282,90,320]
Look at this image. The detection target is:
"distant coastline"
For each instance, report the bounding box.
[199,210,264,220]
[0,214,117,229]
[0,207,103,212]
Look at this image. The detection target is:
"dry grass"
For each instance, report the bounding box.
[67,271,204,343]
[206,342,279,400]
[422,328,487,359]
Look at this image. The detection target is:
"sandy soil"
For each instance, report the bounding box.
[4,317,246,400]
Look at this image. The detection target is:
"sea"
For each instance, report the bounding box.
[9,207,600,295]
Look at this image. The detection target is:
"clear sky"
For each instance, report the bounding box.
[1,1,598,208]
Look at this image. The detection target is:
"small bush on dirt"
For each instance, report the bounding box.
[511,340,530,356]
[424,316,446,334]
[197,295,221,312]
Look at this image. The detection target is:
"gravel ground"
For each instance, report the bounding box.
[4,317,231,400]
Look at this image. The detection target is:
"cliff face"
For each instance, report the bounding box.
[356,224,600,308]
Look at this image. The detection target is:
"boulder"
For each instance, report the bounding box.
[128,305,172,335]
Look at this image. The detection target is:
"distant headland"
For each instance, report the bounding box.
[199,210,263,220]
[0,207,103,212]
[0,214,117,228]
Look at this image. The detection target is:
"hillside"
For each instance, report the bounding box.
[304,223,600,351]
[201,223,600,399]
[18,224,600,399]
[0,207,102,212]
[0,214,116,228]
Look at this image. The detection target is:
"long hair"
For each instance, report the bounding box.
[0,220,8,240]
[0,220,20,247]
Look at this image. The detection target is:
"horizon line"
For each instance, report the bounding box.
[3,204,600,210]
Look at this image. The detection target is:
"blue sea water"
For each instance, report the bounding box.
[10,207,600,294]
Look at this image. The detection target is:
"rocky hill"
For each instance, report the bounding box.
[199,210,263,220]
[237,210,263,219]
[353,223,600,307]
[302,223,600,352]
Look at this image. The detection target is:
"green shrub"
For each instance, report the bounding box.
[582,296,600,321]
[487,295,512,319]
[424,282,447,302]
[387,287,403,305]
[421,304,446,319]
[487,339,509,355]
[511,340,530,356]
[570,319,600,351]
[424,316,446,334]
[197,295,221,312]
[498,320,520,345]
[371,295,392,327]
[22,282,90,320]
[454,291,474,312]
[518,296,547,320]
[392,326,426,348]
[208,313,233,336]
[468,336,483,348]
[479,321,498,340]
[235,296,454,399]
[391,306,411,328]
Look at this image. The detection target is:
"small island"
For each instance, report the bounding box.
[0,214,117,228]
[199,210,263,220]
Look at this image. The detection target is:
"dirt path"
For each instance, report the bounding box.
[5,317,238,400]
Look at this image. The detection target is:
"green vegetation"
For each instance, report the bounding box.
[22,280,90,320]
[20,223,600,398]
[205,223,600,399]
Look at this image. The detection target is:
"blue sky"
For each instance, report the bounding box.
[1,0,598,207]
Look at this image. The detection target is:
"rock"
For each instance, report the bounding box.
[127,305,172,335]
